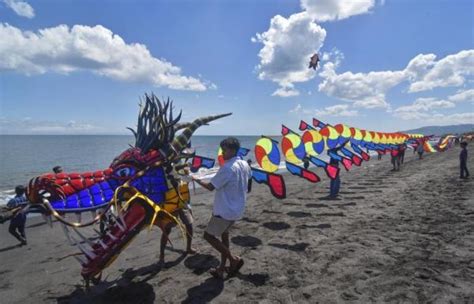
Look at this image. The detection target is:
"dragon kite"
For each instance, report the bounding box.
[23,93,231,287]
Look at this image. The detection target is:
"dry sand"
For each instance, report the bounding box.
[0,147,473,303]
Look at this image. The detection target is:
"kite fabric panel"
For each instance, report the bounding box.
[319,125,340,149]
[281,125,306,164]
[255,137,281,172]
[341,147,362,166]
[423,141,437,153]
[251,167,286,199]
[308,156,340,180]
[299,120,325,155]
[217,146,251,166]
[328,151,353,171]
[285,161,321,183]
[312,118,327,129]
[191,155,215,173]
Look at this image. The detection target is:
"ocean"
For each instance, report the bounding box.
[0,135,266,204]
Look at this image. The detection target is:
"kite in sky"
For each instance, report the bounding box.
[309,53,320,70]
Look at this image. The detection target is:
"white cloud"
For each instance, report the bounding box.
[252,12,326,97]
[2,0,34,18]
[272,84,300,97]
[318,56,405,109]
[315,104,358,116]
[301,0,376,22]
[394,97,455,114]
[448,89,474,103]
[290,103,358,117]
[318,49,474,109]
[392,97,468,122]
[0,117,100,134]
[408,50,474,92]
[289,103,303,113]
[426,112,474,125]
[0,23,211,91]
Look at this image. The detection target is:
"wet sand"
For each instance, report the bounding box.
[0,147,473,303]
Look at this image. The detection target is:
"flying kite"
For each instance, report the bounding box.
[309,53,320,70]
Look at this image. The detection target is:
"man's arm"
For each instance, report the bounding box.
[192,177,215,191]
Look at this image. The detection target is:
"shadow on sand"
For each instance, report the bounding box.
[262,221,291,231]
[184,253,220,275]
[0,244,22,253]
[182,277,224,304]
[231,235,262,248]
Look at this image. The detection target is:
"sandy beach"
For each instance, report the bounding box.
[0,147,473,304]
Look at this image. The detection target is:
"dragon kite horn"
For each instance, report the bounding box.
[171,113,232,153]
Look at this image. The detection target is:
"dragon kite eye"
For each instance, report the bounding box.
[114,167,136,178]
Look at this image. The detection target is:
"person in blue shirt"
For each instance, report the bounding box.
[7,185,28,246]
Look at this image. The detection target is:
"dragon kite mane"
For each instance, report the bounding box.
[128,93,182,153]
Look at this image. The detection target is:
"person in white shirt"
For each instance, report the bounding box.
[192,137,251,279]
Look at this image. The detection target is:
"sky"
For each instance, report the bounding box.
[0,0,473,135]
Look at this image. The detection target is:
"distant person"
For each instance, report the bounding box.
[399,143,407,164]
[417,142,424,159]
[391,148,400,171]
[53,166,63,174]
[460,142,469,179]
[192,137,251,279]
[327,143,347,199]
[377,150,383,160]
[159,164,197,265]
[7,185,28,246]
[302,156,310,170]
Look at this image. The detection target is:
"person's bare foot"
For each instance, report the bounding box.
[158,254,165,266]
[186,247,198,255]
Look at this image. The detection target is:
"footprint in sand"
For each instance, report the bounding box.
[318,212,345,217]
[242,217,259,223]
[242,273,270,286]
[262,209,282,214]
[297,223,331,229]
[263,221,291,230]
[268,242,309,252]
[334,202,357,207]
[287,211,312,218]
[306,203,329,208]
[344,196,365,200]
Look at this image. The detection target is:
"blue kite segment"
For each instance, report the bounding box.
[251,167,286,199]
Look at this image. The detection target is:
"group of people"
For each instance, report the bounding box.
[3,136,470,282]
[390,143,407,171]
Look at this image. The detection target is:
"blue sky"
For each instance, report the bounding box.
[0,0,473,135]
